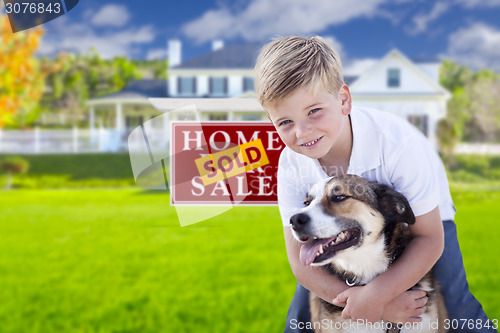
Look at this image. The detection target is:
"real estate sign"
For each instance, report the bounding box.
[170,122,284,205]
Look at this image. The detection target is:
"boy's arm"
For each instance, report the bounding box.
[334,207,445,322]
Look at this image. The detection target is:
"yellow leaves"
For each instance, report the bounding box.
[0,13,13,35]
[0,13,45,127]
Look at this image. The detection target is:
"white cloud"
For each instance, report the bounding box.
[445,22,500,70]
[455,0,500,8]
[407,2,449,35]
[182,0,389,44]
[146,48,168,60]
[38,15,155,59]
[343,58,378,77]
[91,4,130,27]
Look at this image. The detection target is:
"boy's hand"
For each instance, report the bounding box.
[382,290,428,324]
[332,286,385,323]
[332,288,429,324]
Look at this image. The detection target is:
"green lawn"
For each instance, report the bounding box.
[0,154,136,188]
[0,187,498,332]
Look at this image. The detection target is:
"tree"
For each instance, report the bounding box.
[463,75,500,142]
[436,118,459,158]
[440,60,500,143]
[440,60,473,93]
[0,14,45,127]
[39,50,142,125]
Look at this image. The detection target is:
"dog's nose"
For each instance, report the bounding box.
[290,213,310,230]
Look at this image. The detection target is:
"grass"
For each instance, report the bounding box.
[0,154,136,188]
[450,189,500,319]
[1,153,500,189]
[0,189,293,332]
[0,186,498,332]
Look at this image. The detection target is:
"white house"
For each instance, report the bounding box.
[349,49,451,146]
[161,40,450,145]
[168,40,258,101]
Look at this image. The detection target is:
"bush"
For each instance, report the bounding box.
[444,154,500,183]
[0,156,30,174]
[0,156,30,189]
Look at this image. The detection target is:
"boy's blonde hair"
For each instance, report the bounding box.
[254,36,344,109]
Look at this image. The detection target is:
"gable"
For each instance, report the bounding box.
[349,50,449,97]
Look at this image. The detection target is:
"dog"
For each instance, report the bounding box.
[289,174,447,333]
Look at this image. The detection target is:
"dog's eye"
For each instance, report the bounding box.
[304,200,311,206]
[332,195,348,202]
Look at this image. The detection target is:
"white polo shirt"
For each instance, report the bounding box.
[277,107,456,227]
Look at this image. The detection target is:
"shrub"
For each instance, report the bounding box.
[0,156,30,189]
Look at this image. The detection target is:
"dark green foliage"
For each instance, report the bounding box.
[0,154,135,188]
[39,51,143,126]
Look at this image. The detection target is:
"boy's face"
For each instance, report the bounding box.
[266,85,352,161]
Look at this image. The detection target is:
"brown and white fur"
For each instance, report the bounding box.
[289,175,447,333]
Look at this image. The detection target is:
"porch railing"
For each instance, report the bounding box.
[0,127,130,154]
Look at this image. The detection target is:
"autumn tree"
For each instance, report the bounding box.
[0,13,45,127]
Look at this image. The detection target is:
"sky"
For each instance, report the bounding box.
[7,0,500,74]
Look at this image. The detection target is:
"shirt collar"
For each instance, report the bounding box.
[347,108,382,175]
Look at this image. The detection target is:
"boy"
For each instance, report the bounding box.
[254,36,496,332]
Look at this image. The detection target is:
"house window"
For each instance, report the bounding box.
[208,113,228,121]
[243,77,254,92]
[241,113,262,121]
[387,68,400,88]
[209,77,228,96]
[178,77,196,95]
[125,116,143,129]
[408,115,428,136]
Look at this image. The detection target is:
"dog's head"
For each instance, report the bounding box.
[290,174,415,266]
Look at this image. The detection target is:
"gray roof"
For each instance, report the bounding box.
[95,79,168,100]
[172,42,263,69]
[172,42,359,85]
[344,76,358,86]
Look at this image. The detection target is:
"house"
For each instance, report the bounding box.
[165,40,265,122]
[168,40,259,99]
[159,40,450,146]
[349,49,450,146]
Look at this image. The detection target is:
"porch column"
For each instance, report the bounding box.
[163,111,170,150]
[89,106,96,143]
[89,106,95,131]
[115,103,124,131]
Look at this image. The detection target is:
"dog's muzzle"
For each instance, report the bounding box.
[290,213,310,230]
[290,213,314,242]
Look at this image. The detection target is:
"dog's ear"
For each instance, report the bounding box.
[373,183,415,225]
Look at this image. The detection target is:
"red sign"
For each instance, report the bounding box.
[170,122,284,205]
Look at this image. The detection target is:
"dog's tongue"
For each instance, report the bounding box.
[300,239,327,265]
